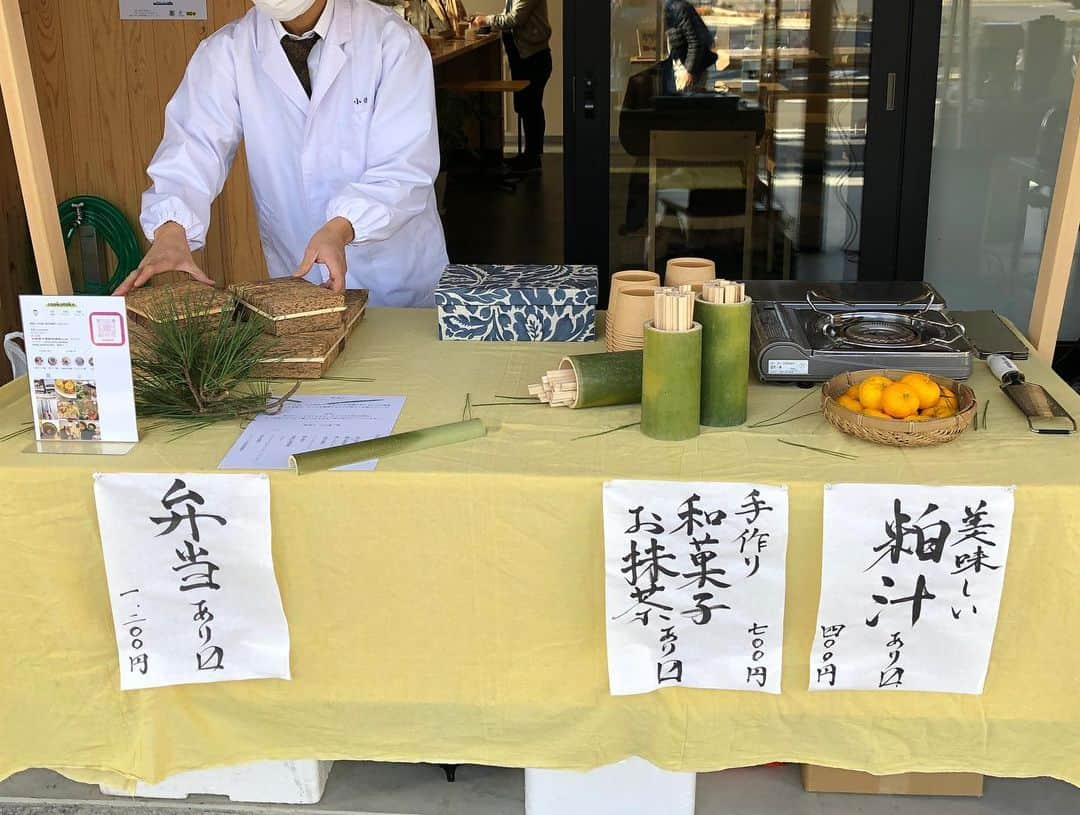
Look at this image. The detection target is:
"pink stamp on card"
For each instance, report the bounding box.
[89,312,126,347]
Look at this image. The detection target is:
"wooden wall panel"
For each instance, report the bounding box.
[18,0,265,287]
[19,0,73,199]
[0,94,36,384]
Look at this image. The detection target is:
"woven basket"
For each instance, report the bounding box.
[822,369,977,447]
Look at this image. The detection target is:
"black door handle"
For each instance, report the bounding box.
[583,76,597,119]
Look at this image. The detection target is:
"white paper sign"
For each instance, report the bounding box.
[810,484,1015,694]
[94,473,290,690]
[19,296,138,444]
[119,0,207,20]
[603,481,789,696]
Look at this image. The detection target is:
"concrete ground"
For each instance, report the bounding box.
[1,762,1078,815]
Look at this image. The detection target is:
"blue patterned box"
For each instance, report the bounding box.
[435,264,598,342]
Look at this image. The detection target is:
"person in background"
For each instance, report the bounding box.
[473,0,553,173]
[117,0,448,306]
[664,0,717,93]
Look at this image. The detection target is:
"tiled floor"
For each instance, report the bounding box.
[2,762,1078,815]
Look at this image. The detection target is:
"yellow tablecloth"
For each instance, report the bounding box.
[1,308,1079,788]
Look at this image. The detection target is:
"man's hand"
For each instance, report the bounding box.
[115,222,213,295]
[293,217,354,293]
[471,14,491,26]
[674,64,694,92]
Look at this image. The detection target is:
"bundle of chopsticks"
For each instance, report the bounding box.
[427,0,468,28]
[700,279,746,304]
[653,287,696,331]
[528,366,578,408]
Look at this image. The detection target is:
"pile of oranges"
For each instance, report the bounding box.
[836,373,959,421]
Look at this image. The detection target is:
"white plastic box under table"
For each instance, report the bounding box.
[525,757,696,815]
[99,759,333,804]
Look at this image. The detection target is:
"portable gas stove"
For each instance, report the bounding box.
[746,281,974,383]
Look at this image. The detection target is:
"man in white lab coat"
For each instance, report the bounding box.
[117,0,449,306]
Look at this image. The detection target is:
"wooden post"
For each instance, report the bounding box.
[0,0,72,296]
[1028,64,1080,363]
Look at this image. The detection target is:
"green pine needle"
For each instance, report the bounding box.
[573,422,640,441]
[750,410,822,429]
[749,389,817,428]
[131,288,296,425]
[778,439,858,460]
[0,422,32,443]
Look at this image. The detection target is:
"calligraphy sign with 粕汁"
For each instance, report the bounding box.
[810,483,1015,694]
[93,473,290,691]
[603,481,789,696]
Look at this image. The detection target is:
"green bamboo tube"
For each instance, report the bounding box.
[641,322,702,441]
[290,418,486,474]
[696,297,752,427]
[560,350,643,408]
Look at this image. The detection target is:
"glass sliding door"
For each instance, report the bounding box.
[605,1,880,287]
[923,0,1080,350]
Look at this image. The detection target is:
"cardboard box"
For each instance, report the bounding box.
[801,765,984,797]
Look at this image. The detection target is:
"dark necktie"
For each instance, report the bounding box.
[280,34,320,98]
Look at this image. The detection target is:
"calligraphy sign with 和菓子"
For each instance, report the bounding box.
[603,481,789,696]
[93,473,290,691]
[810,483,1015,694]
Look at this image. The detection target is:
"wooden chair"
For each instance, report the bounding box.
[648,130,758,278]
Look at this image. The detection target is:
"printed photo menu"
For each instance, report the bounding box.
[19,296,138,444]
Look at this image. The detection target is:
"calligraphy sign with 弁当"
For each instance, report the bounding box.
[93,472,290,690]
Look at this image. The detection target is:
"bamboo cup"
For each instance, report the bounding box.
[665,257,716,288]
[610,271,661,308]
[641,321,702,441]
[609,287,656,349]
[609,273,660,345]
[610,275,661,316]
[696,296,752,427]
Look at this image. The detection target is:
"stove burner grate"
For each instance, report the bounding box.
[816,311,945,350]
[839,319,921,347]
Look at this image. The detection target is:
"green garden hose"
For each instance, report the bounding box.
[57,196,143,294]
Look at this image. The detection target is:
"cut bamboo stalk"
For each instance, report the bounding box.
[291,418,486,474]
[697,295,752,427]
[642,321,702,440]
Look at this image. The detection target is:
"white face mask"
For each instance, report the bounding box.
[251,0,319,22]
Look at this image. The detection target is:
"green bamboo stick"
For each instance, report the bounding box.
[290,418,486,474]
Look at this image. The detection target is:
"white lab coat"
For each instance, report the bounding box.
[140,0,448,307]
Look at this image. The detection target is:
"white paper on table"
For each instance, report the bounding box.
[603,480,789,696]
[218,395,405,471]
[94,472,290,691]
[19,295,138,444]
[809,483,1016,694]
